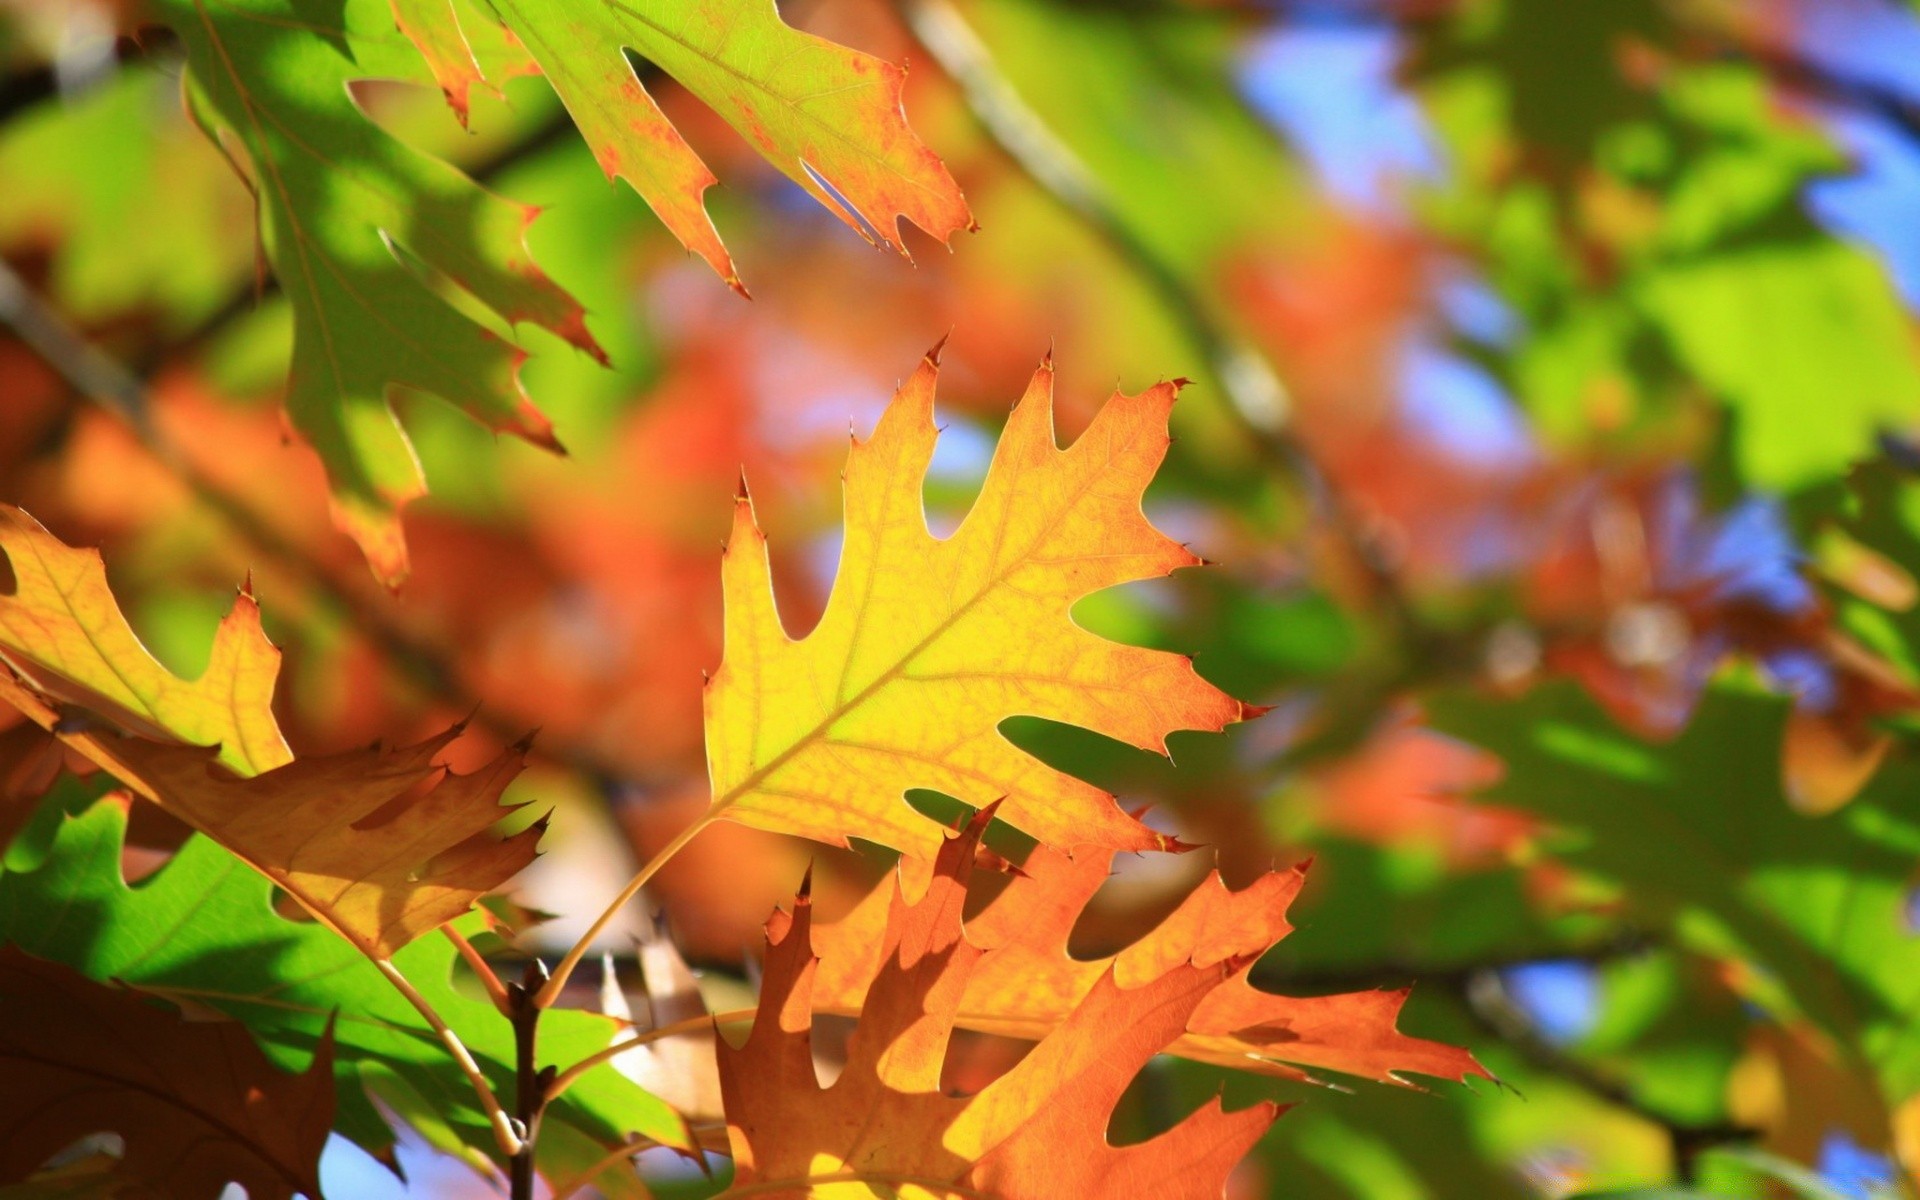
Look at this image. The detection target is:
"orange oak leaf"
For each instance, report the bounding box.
[812,837,1490,1087]
[0,505,539,958]
[429,0,972,292]
[717,810,1282,1198]
[0,947,334,1200]
[704,350,1262,862]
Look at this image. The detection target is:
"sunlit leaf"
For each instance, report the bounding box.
[704,350,1261,860]
[0,797,684,1171]
[718,810,1282,1197]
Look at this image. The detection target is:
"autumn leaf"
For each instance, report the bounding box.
[0,946,334,1200]
[812,835,1489,1087]
[0,505,538,958]
[388,0,499,123]
[158,0,594,584]
[717,809,1281,1198]
[705,350,1261,861]
[401,0,973,290]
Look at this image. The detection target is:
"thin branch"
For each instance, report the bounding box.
[445,925,513,1016]
[508,959,551,1200]
[374,958,526,1158]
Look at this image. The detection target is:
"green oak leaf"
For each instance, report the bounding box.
[160,0,601,585]
[0,797,686,1171]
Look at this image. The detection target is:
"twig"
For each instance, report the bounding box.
[507,958,552,1200]
[445,925,513,1017]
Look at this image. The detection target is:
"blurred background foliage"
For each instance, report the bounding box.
[6,0,1920,1195]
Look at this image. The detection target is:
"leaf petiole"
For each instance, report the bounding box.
[372,958,525,1158]
[533,814,715,1009]
[443,925,514,1018]
[544,1006,756,1104]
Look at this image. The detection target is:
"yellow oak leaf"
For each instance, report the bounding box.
[704,350,1261,861]
[0,506,290,777]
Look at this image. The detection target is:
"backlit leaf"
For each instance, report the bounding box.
[412,0,973,289]
[0,797,684,1172]
[157,0,596,583]
[704,350,1261,861]
[812,835,1489,1087]
[717,810,1282,1197]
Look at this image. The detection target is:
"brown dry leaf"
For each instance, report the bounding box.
[0,947,333,1200]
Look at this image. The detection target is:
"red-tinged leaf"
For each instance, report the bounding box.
[812,834,1489,1087]
[434,0,973,290]
[158,0,598,584]
[387,0,489,123]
